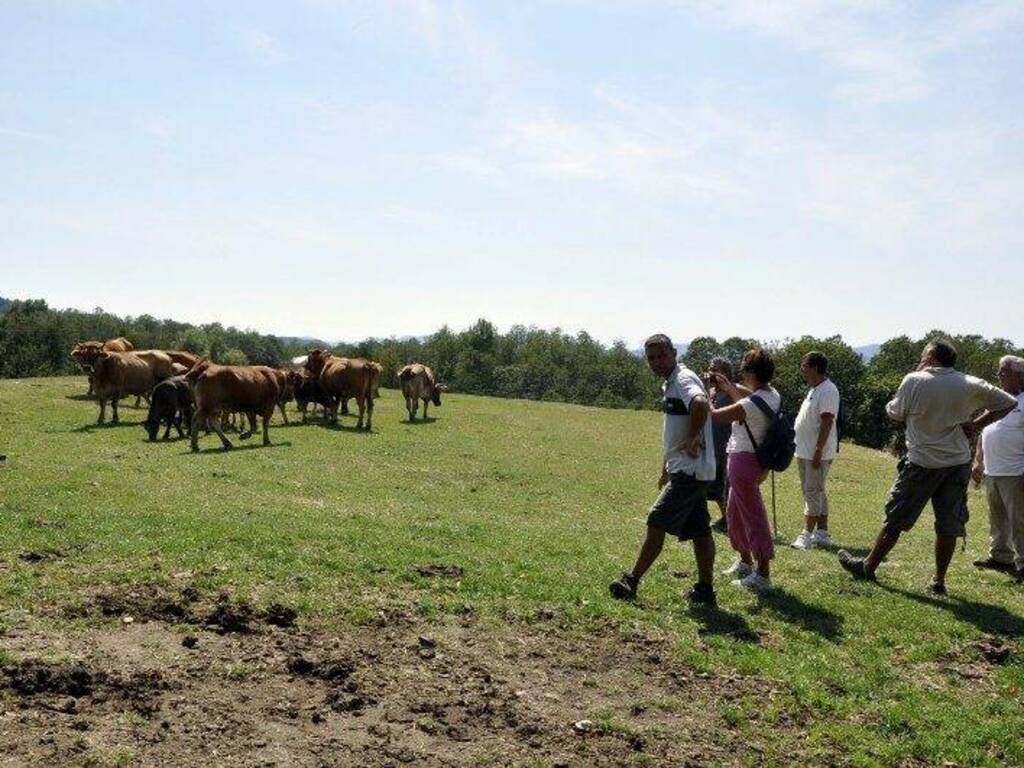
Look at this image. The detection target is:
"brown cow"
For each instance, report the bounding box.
[187,360,281,451]
[305,349,380,430]
[398,363,446,421]
[92,350,173,425]
[71,337,134,395]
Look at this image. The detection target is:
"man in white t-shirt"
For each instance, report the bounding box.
[791,352,841,550]
[609,334,717,607]
[971,356,1024,583]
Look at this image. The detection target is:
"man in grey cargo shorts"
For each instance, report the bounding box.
[838,340,1017,594]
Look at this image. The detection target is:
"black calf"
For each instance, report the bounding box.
[143,376,194,441]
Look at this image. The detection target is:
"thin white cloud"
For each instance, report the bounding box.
[241,29,288,62]
[676,0,1024,105]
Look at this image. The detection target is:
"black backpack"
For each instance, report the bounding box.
[743,394,796,472]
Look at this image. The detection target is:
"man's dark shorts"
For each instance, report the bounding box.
[648,472,712,541]
[883,459,970,537]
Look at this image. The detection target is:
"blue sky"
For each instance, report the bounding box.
[2,1,1022,346]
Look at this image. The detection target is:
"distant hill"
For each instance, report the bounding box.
[855,344,881,361]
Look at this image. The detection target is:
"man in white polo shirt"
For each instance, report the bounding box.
[609,334,717,607]
[791,351,841,550]
[972,355,1024,583]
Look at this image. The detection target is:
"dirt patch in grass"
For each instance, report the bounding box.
[1,597,791,767]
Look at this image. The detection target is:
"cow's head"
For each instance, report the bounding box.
[432,383,447,407]
[305,349,330,376]
[71,341,103,367]
[184,358,211,386]
[141,416,160,442]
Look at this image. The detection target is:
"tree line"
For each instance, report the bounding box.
[1,297,1020,450]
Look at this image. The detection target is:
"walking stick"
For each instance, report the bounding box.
[771,470,778,539]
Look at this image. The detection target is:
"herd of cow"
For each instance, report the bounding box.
[69,337,447,451]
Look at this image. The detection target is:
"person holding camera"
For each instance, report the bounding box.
[705,357,735,533]
[710,348,781,593]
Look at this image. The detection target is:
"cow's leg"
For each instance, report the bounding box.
[278,401,289,425]
[240,411,256,439]
[341,398,350,416]
[422,399,429,420]
[209,410,233,450]
[163,416,172,440]
[181,402,192,437]
[87,374,95,397]
[261,407,272,446]
[97,398,106,425]
[366,391,374,430]
[111,397,120,425]
[191,411,206,451]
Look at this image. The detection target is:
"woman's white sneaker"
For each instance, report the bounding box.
[791,531,815,550]
[722,559,753,578]
[732,572,773,593]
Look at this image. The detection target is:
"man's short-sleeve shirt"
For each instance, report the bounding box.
[794,378,840,461]
[662,365,716,481]
[886,367,1018,468]
[981,392,1024,477]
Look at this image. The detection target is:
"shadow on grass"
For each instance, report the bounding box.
[756,588,844,642]
[185,441,293,455]
[878,582,1024,638]
[71,421,142,433]
[323,422,373,434]
[64,393,95,402]
[693,606,761,644]
[816,544,872,557]
[402,417,438,426]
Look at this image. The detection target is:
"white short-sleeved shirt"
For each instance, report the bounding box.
[981,392,1024,477]
[887,367,1018,468]
[662,365,716,481]
[727,386,782,454]
[794,378,840,461]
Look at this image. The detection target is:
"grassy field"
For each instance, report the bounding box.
[1,376,1023,767]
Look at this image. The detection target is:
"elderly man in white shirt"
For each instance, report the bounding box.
[838,340,1017,594]
[791,351,841,550]
[972,355,1024,583]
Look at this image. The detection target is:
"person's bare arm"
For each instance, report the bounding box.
[711,401,747,426]
[812,412,836,469]
[710,372,751,401]
[971,438,985,486]
[676,395,708,457]
[965,405,1015,438]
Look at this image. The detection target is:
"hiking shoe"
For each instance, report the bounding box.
[711,517,728,534]
[722,558,753,578]
[609,573,638,601]
[927,579,947,596]
[732,572,773,594]
[812,529,832,548]
[686,582,717,608]
[791,531,815,550]
[972,557,1015,573]
[837,550,875,581]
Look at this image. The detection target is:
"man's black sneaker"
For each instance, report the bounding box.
[838,550,876,581]
[609,573,638,601]
[686,582,717,608]
[927,579,947,596]
[972,557,1015,573]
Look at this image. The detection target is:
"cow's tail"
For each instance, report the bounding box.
[370,362,384,399]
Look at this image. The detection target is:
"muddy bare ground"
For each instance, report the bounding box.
[1,585,799,767]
